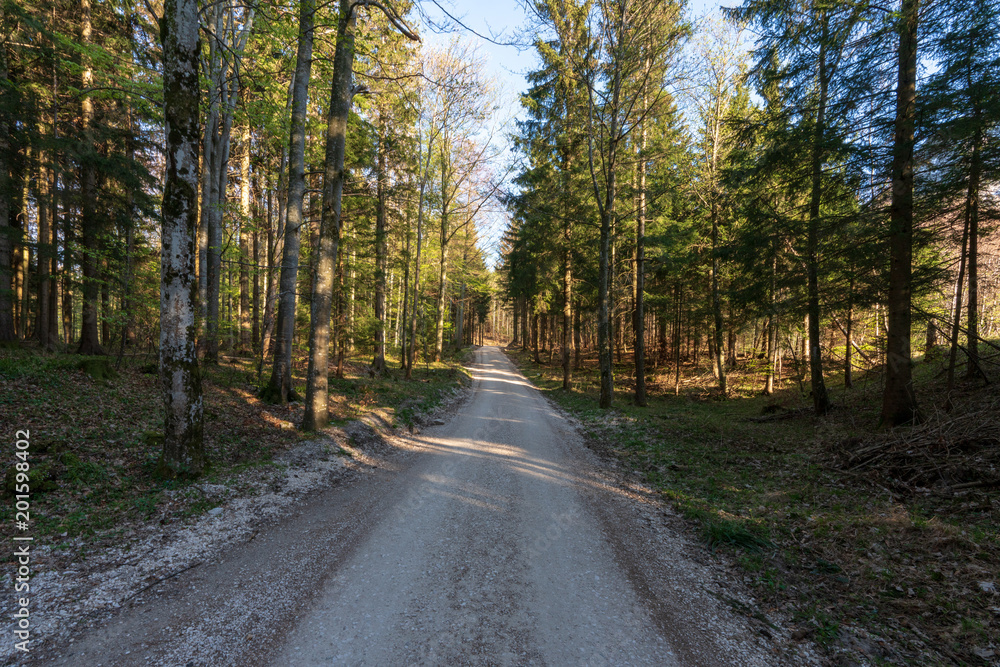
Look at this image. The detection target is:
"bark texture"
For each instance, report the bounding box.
[158,0,205,477]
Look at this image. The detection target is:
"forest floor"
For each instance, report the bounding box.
[506,345,999,667]
[0,345,469,544]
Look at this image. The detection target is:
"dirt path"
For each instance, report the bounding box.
[29,347,811,666]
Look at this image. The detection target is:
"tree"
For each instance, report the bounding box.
[262,0,315,406]
[303,0,416,430]
[689,18,747,396]
[730,0,871,415]
[584,0,685,408]
[922,0,1000,387]
[157,0,205,477]
[199,0,255,362]
[76,0,104,355]
[881,0,920,426]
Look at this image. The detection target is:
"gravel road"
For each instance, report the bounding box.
[31,346,801,666]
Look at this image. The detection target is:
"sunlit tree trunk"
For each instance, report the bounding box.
[406,145,427,378]
[239,124,252,352]
[264,0,313,405]
[305,0,354,429]
[372,126,389,374]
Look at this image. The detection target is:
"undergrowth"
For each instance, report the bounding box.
[0,346,468,549]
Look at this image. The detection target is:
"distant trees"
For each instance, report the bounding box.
[502,0,999,420]
[509,0,688,408]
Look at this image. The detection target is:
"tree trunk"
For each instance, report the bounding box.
[531,308,540,364]
[521,296,529,352]
[77,0,104,355]
[573,300,582,370]
[511,296,519,348]
[946,166,971,392]
[264,0,314,405]
[764,240,777,394]
[881,0,921,426]
[158,0,205,477]
[118,118,136,364]
[633,109,647,404]
[434,136,451,364]
[710,200,726,394]
[36,146,52,348]
[562,238,572,390]
[805,27,830,414]
[47,159,59,346]
[673,282,682,395]
[964,129,982,379]
[371,125,388,374]
[198,2,221,359]
[304,0,353,430]
[206,92,234,362]
[239,124,252,352]
[406,144,428,378]
[62,173,73,345]
[656,311,667,367]
[101,273,110,346]
[346,247,355,353]
[260,179,277,367]
[844,278,854,388]
[252,206,260,352]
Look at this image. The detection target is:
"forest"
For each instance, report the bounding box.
[1,0,999,662]
[1,0,997,469]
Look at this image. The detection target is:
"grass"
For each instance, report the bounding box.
[507,345,999,666]
[0,344,470,549]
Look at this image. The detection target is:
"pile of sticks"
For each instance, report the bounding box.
[830,395,1000,495]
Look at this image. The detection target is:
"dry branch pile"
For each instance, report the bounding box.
[829,394,1000,495]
